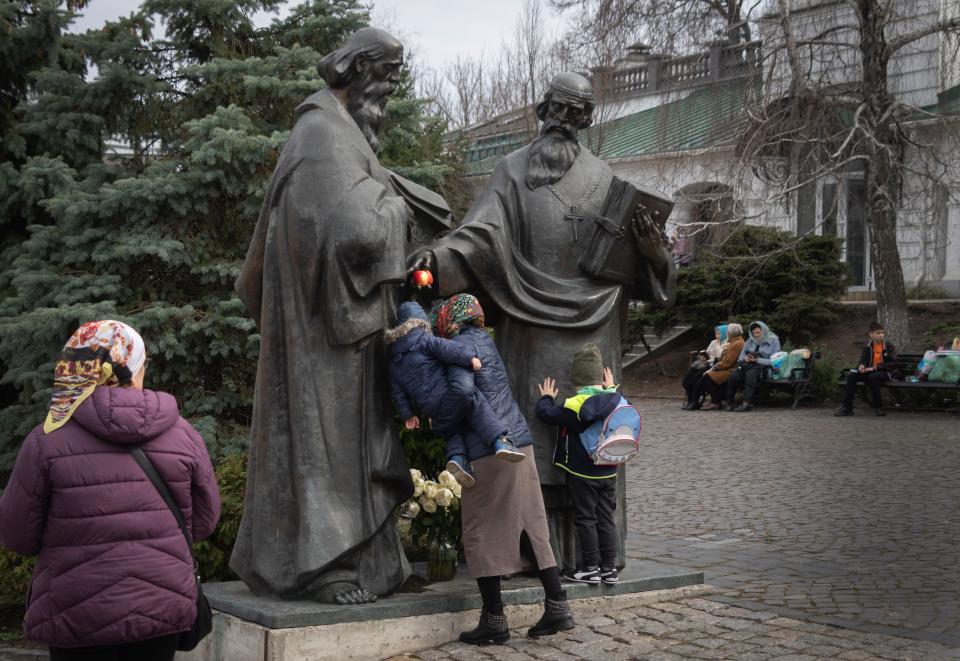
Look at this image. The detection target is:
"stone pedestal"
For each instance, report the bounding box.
[176,561,705,661]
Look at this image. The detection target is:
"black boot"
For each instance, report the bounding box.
[459,606,510,645]
[527,591,575,637]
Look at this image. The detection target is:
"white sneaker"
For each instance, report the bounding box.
[561,567,600,584]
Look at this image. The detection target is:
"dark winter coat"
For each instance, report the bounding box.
[386,319,477,422]
[0,386,221,648]
[535,391,622,479]
[859,340,899,375]
[451,326,533,461]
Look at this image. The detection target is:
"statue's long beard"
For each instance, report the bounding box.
[526,122,581,190]
[347,77,395,153]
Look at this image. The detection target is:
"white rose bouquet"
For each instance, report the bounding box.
[400,468,463,547]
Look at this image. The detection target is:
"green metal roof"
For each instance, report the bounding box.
[462,78,754,177]
[916,83,960,119]
[584,78,753,161]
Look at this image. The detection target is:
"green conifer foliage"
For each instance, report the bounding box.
[0,0,451,473]
[0,1,88,162]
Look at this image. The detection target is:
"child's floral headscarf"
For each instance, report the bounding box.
[432,294,485,339]
[43,320,146,433]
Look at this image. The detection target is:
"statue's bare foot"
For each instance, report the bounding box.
[317,582,377,605]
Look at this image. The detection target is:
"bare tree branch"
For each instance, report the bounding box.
[887,17,960,55]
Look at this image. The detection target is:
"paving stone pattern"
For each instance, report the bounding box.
[414,401,960,659]
[413,598,960,660]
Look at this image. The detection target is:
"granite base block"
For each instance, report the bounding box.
[175,561,706,661]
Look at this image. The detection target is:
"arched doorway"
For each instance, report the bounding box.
[668,182,739,266]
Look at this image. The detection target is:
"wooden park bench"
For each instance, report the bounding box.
[755,351,822,409]
[683,350,821,409]
[837,352,960,411]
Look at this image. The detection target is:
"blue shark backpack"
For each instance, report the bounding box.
[578,396,642,466]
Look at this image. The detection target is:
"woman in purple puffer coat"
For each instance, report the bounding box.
[0,320,221,661]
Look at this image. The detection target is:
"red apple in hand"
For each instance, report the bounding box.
[411,269,434,288]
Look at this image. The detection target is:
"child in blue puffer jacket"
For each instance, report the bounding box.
[386,301,522,487]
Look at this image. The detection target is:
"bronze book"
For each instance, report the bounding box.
[579,177,673,284]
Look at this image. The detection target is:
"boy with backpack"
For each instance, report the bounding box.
[535,342,639,586]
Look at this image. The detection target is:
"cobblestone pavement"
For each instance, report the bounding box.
[411,598,960,660]
[411,400,959,659]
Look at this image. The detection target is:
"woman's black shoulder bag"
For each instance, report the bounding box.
[127,447,213,651]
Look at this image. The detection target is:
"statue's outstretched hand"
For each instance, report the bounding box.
[631,207,669,267]
[404,250,437,295]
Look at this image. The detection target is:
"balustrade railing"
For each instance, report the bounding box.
[600,40,760,98]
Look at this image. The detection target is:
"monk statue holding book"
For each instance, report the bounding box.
[411,72,676,573]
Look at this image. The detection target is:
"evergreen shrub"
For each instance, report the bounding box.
[0,0,452,477]
[638,225,848,346]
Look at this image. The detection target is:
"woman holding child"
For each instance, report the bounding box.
[427,294,575,645]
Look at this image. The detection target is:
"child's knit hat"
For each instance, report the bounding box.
[571,342,604,388]
[397,301,428,324]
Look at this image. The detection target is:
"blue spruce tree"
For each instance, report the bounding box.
[0,0,451,473]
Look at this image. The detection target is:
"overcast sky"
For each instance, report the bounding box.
[68,1,570,76]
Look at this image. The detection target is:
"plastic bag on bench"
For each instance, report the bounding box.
[916,350,937,380]
[768,352,789,380]
[928,354,960,383]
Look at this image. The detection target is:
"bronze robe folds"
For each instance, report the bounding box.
[430,146,674,570]
[232,89,413,598]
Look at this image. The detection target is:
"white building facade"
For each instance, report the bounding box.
[456,0,960,296]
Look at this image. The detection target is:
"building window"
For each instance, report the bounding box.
[796,175,869,288]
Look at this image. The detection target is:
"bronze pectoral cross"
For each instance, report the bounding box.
[565,206,586,242]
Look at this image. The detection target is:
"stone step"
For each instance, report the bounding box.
[176,561,706,661]
[623,325,697,369]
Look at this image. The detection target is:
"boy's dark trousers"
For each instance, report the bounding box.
[842,369,890,409]
[565,472,617,569]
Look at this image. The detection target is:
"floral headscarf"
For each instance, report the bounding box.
[432,294,485,339]
[43,320,147,433]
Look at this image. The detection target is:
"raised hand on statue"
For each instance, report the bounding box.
[602,367,615,389]
[538,377,559,399]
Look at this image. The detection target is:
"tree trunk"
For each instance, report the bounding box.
[858,0,910,344]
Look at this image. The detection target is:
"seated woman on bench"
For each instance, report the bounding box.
[681,323,728,409]
[725,321,780,412]
[691,323,745,410]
